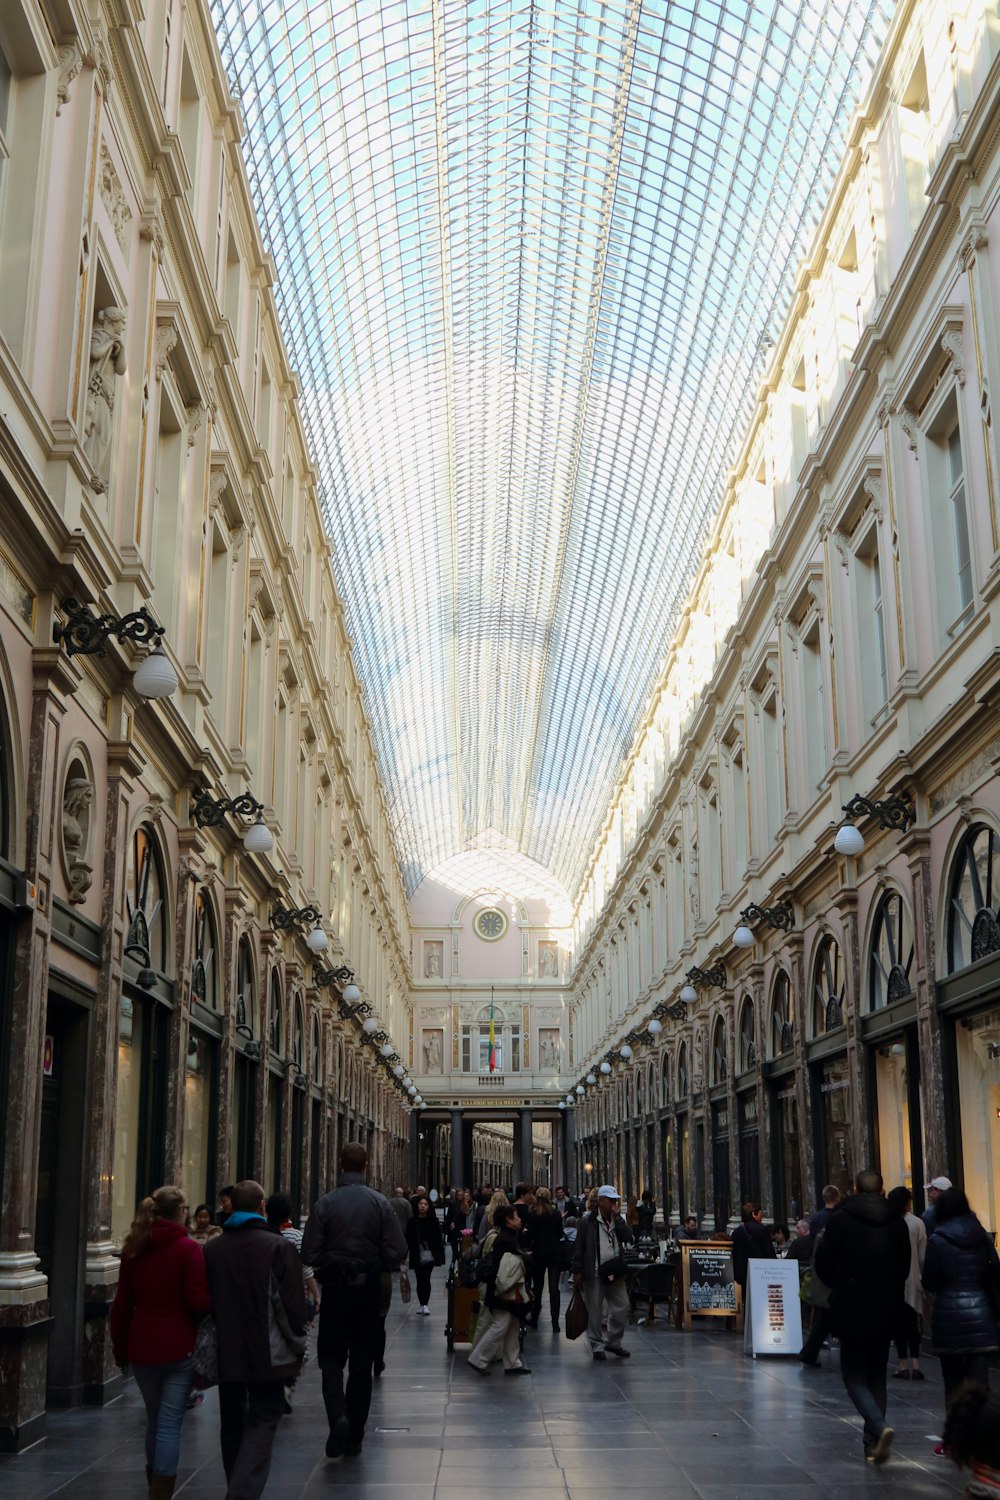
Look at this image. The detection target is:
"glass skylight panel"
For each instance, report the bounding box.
[212,0,894,898]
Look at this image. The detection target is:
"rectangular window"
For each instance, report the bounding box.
[0,43,11,218]
[949,423,973,615]
[802,621,827,796]
[761,696,782,847]
[855,531,888,721]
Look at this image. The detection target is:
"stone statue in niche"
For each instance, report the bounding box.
[540,1030,560,1070]
[423,1030,443,1073]
[539,942,558,977]
[83,306,127,480]
[424,941,443,978]
[62,776,94,904]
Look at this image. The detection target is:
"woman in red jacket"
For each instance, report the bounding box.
[110,1186,211,1500]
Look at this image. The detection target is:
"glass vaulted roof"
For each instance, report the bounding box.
[212,0,893,899]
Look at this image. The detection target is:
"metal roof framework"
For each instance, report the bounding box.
[212,0,894,899]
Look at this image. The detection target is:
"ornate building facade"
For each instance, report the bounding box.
[569,0,1000,1231]
[0,0,410,1450]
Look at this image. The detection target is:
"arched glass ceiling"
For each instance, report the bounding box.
[212,0,894,899]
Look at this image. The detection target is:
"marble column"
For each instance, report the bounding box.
[449,1108,464,1188]
[518,1107,534,1183]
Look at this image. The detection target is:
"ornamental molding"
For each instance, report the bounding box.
[57,43,83,116]
[99,143,132,256]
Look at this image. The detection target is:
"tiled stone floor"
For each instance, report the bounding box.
[0,1294,968,1499]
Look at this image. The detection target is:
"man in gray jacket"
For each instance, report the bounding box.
[301,1142,407,1459]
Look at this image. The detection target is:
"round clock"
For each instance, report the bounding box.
[474,907,508,941]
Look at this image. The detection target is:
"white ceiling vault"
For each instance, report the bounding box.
[212,0,894,901]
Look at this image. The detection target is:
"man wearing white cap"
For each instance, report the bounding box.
[922,1175,952,1233]
[572,1185,634,1361]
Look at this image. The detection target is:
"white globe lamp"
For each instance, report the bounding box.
[619,1044,633,1060]
[342,982,361,1005]
[733,924,754,949]
[680,983,697,1005]
[306,924,329,953]
[242,814,273,855]
[834,821,865,856]
[133,646,178,699]
[647,1017,663,1035]
[599,1060,612,1075]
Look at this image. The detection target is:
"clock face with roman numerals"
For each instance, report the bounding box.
[474,907,507,941]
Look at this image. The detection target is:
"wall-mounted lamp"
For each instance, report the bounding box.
[192,790,272,854]
[619,1043,633,1060]
[599,1060,612,1075]
[285,1059,308,1089]
[834,792,914,855]
[54,598,177,698]
[586,1073,597,1086]
[271,904,328,952]
[235,1022,262,1062]
[732,900,794,947]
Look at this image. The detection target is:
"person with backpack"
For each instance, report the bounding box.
[110,1186,211,1500]
[203,1180,307,1499]
[467,1204,531,1375]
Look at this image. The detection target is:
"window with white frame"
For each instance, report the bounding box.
[801,618,828,796]
[760,691,782,848]
[0,41,10,217]
[854,526,888,721]
[461,1015,521,1073]
[897,51,932,236]
[925,390,974,635]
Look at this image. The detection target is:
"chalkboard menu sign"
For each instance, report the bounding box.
[680,1242,742,1329]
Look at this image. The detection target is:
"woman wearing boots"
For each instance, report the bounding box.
[110,1186,211,1499]
[526,1187,566,1330]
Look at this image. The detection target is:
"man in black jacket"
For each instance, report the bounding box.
[814,1170,910,1465]
[204,1180,306,1500]
[302,1142,407,1460]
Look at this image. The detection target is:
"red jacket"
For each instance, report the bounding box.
[110,1220,211,1366]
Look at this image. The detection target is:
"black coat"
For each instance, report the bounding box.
[923,1213,1000,1353]
[203,1219,306,1383]
[525,1208,566,1260]
[730,1219,775,1288]
[406,1209,445,1267]
[813,1193,910,1341]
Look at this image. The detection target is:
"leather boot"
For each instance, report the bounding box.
[149,1476,176,1500]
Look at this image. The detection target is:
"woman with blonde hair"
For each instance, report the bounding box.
[110,1187,211,1500]
[484,1189,509,1226]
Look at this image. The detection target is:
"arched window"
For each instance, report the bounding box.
[311,1014,322,1084]
[269,971,283,1055]
[711,1016,728,1084]
[770,972,793,1057]
[661,1050,671,1106]
[738,997,756,1073]
[812,934,845,1035]
[236,937,256,1036]
[0,678,13,860]
[635,1069,644,1114]
[868,891,914,1010]
[191,889,218,1010]
[947,823,1000,972]
[125,824,168,974]
[677,1042,688,1098]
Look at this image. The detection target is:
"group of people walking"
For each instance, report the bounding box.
[109,1145,406,1500]
[739,1167,1000,1476]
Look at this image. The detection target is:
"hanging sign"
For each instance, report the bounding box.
[744,1258,803,1357]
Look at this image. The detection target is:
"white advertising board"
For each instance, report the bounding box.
[743,1258,803,1357]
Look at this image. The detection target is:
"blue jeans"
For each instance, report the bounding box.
[132,1356,194,1476]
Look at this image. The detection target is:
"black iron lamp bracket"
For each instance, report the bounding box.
[686,963,727,988]
[192,790,264,828]
[842,792,914,835]
[54,598,165,658]
[314,964,355,988]
[740,900,794,932]
[272,904,323,931]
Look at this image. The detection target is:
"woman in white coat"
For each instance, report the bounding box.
[888,1184,927,1379]
[467,1204,531,1376]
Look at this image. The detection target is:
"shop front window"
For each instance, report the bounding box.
[948,824,1000,972]
[711,1017,727,1085]
[771,1082,801,1222]
[817,1055,853,1197]
[112,997,145,1242]
[868,890,914,1011]
[874,1042,912,1191]
[182,1030,215,1208]
[956,1010,1000,1234]
[738,1091,760,1206]
[192,890,218,1010]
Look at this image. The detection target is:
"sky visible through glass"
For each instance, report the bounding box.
[211,0,894,899]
